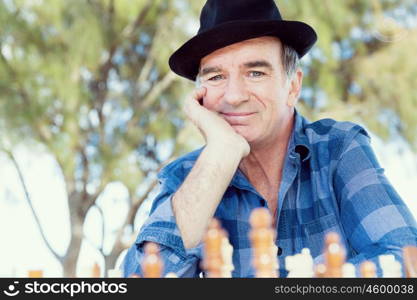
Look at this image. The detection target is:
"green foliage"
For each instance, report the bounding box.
[281,0,417,149]
[1,0,415,200]
[0,0,415,206]
[0,0,194,196]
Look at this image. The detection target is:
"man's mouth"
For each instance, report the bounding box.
[220,112,256,125]
[220,112,255,116]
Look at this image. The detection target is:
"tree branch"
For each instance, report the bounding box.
[79,149,90,202]
[121,0,154,41]
[94,204,106,254]
[127,71,177,131]
[3,149,63,263]
[140,72,177,110]
[137,54,154,85]
[0,49,31,108]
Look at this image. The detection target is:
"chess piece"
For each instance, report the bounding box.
[142,242,163,278]
[360,261,376,278]
[286,248,314,277]
[323,232,345,277]
[249,207,278,277]
[91,262,101,277]
[165,272,178,278]
[28,270,43,278]
[379,255,402,277]
[108,269,122,278]
[220,235,234,277]
[314,264,327,278]
[270,244,279,275]
[202,218,224,278]
[403,246,417,278]
[342,263,356,278]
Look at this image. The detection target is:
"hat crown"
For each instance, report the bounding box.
[198,0,282,34]
[169,0,317,80]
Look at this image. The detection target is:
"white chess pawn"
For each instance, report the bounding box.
[220,236,234,277]
[107,269,122,278]
[270,244,279,276]
[285,248,314,277]
[379,254,402,277]
[300,248,314,277]
[342,263,356,277]
[285,254,295,276]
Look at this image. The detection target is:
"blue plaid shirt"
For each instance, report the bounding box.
[122,111,417,277]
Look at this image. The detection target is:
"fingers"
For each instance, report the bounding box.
[192,86,207,104]
[188,86,207,108]
[183,87,207,120]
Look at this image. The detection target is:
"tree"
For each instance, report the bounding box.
[281,0,417,149]
[0,0,201,277]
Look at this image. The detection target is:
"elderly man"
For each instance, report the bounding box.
[122,0,417,277]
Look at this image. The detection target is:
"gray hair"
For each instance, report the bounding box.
[281,43,299,79]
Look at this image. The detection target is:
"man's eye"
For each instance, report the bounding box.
[249,71,265,77]
[208,74,224,81]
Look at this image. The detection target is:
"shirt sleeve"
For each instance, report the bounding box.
[122,178,203,278]
[334,127,417,276]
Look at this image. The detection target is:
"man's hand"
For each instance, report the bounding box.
[173,87,251,249]
[183,87,250,158]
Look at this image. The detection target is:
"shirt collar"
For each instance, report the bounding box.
[290,109,311,162]
[230,110,311,190]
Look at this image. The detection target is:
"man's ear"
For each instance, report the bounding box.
[287,68,303,107]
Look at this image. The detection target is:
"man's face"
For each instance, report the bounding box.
[198,36,302,147]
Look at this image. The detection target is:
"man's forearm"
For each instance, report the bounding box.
[172,143,243,249]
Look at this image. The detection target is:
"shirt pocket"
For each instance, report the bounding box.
[299,213,347,259]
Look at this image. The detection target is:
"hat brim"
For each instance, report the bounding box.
[169,20,317,81]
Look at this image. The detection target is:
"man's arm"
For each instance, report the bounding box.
[172,143,243,249]
[122,192,203,277]
[172,87,250,249]
[334,128,417,275]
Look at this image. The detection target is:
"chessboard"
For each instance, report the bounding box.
[25,208,417,278]
[131,207,417,278]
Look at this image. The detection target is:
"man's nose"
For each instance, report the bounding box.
[223,76,249,106]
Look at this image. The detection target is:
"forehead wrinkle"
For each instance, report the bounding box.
[199,37,282,77]
[242,60,273,70]
[199,66,222,77]
[199,59,274,77]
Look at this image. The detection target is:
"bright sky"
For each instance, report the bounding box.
[0,134,416,277]
[0,145,153,277]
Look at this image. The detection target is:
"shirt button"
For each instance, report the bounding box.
[277,247,283,256]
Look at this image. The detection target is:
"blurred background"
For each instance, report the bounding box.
[0,0,416,277]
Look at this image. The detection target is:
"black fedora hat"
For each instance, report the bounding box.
[169,0,317,81]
